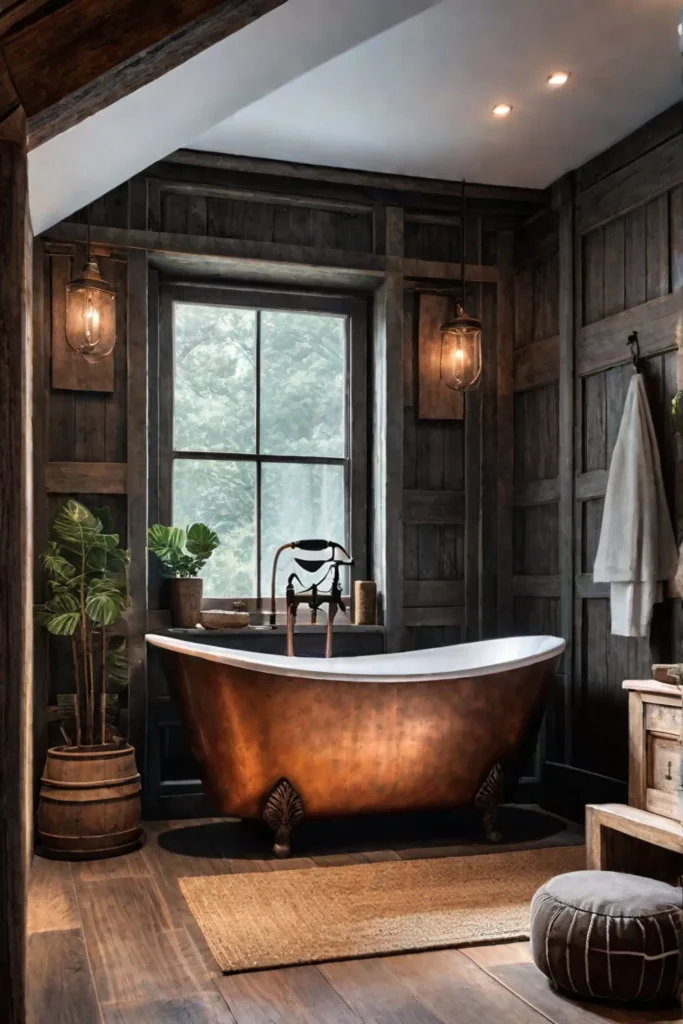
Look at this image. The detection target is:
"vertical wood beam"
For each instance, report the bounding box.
[496,231,515,634]
[0,101,31,1024]
[126,251,149,773]
[373,207,404,651]
[556,174,575,764]
[480,281,499,638]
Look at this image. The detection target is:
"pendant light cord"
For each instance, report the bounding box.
[461,179,466,309]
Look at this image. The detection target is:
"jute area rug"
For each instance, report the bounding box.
[180,844,585,973]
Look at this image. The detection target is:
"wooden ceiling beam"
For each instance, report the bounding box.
[0,0,287,148]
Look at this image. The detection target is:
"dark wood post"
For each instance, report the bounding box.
[0,68,31,1024]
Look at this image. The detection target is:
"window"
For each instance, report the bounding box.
[160,287,367,601]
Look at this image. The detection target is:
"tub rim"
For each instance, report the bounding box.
[145,633,565,684]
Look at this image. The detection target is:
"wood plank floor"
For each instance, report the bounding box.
[27,808,681,1023]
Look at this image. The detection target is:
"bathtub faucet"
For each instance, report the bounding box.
[269,539,353,657]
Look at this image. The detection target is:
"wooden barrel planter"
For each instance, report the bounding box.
[36,744,143,860]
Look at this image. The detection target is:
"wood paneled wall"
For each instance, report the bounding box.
[34,153,542,808]
[508,102,683,813]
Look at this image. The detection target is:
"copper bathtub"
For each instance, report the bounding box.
[146,634,565,856]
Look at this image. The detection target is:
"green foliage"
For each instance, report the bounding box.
[39,500,129,634]
[38,499,130,747]
[148,522,220,578]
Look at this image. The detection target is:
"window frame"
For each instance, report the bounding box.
[157,282,368,605]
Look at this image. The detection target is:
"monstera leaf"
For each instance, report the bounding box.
[85,577,127,626]
[186,523,220,561]
[39,592,81,636]
[148,522,220,578]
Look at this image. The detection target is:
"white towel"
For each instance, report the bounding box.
[593,373,677,638]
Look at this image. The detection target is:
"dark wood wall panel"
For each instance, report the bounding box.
[569,105,683,805]
[158,188,377,254]
[582,192,676,325]
[513,383,559,483]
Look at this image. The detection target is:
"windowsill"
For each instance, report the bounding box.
[149,624,385,637]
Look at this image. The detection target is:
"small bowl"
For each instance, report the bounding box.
[200,610,250,630]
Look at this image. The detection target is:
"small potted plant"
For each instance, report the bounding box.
[148,523,220,627]
[36,500,142,859]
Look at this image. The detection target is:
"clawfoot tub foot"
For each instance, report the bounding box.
[263,777,305,858]
[475,763,504,842]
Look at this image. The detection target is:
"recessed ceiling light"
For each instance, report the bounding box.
[547,71,570,86]
[492,103,512,117]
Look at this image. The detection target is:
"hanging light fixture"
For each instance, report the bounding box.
[440,181,483,392]
[65,216,116,361]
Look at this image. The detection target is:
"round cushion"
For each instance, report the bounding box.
[530,870,682,1004]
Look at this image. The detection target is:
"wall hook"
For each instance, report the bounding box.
[627,330,642,372]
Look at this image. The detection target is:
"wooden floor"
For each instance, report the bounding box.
[27,809,681,1023]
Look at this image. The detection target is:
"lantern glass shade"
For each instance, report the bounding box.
[65,259,116,360]
[440,303,483,391]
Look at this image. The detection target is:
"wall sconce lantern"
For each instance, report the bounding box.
[65,255,116,361]
[440,181,482,392]
[440,302,483,391]
[66,214,116,362]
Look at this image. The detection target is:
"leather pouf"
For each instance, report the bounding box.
[530,870,683,1004]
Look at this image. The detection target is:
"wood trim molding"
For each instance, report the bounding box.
[577,291,681,376]
[513,478,559,507]
[576,469,608,501]
[576,133,683,234]
[46,222,501,284]
[165,148,548,206]
[557,172,575,766]
[496,230,515,633]
[45,461,127,494]
[44,222,386,277]
[512,334,560,392]
[0,102,29,1024]
[403,489,466,524]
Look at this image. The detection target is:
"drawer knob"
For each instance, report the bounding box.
[665,761,673,781]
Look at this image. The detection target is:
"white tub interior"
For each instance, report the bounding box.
[145,633,566,683]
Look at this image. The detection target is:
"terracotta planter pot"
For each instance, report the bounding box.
[36,743,143,860]
[170,577,203,627]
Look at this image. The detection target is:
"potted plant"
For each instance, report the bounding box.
[36,500,143,859]
[148,522,220,627]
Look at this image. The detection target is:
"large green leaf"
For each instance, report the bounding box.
[52,500,102,558]
[40,542,77,582]
[42,592,81,636]
[86,578,126,625]
[148,525,185,561]
[185,522,220,558]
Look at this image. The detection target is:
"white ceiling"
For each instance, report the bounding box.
[192,0,682,189]
[28,0,442,233]
[29,0,681,233]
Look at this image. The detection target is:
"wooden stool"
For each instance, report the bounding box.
[586,803,683,885]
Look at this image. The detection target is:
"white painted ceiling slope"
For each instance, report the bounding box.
[29,0,681,233]
[193,0,682,189]
[29,0,442,233]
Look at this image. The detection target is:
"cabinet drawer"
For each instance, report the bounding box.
[645,703,681,738]
[645,734,681,819]
[647,735,681,794]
